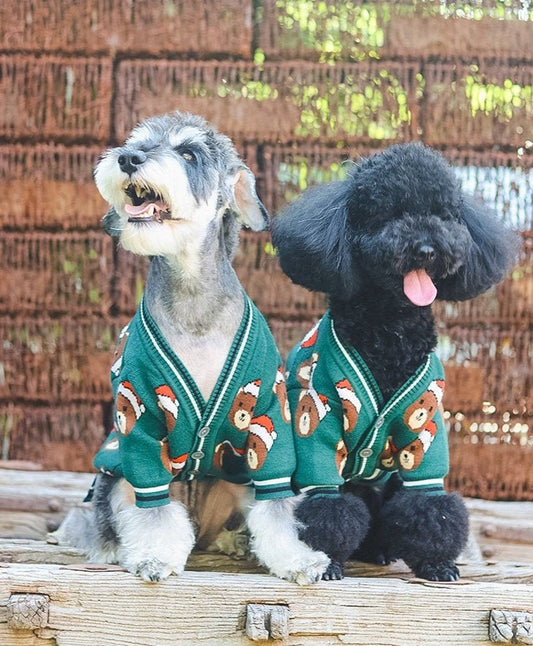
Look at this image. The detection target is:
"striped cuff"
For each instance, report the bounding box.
[402,478,446,496]
[300,485,341,498]
[253,477,294,501]
[134,484,171,508]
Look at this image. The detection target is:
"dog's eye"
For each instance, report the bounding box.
[177,148,196,163]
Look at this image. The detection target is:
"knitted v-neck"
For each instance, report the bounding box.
[286,313,449,497]
[94,295,296,507]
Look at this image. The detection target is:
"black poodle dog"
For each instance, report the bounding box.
[271,142,518,581]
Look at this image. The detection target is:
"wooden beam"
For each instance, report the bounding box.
[3,468,533,564]
[1,562,532,646]
[1,538,533,584]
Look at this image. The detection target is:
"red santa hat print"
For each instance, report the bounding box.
[427,380,445,406]
[242,379,261,399]
[300,321,320,348]
[155,384,179,431]
[249,415,277,451]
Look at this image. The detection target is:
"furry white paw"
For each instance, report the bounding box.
[117,502,195,582]
[277,550,331,585]
[134,558,177,583]
[246,498,330,585]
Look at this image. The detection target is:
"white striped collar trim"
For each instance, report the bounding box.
[139,299,203,420]
[203,296,254,429]
[355,354,433,477]
[133,484,170,494]
[300,484,339,493]
[329,319,380,415]
[253,476,291,486]
[380,353,433,421]
[403,478,444,488]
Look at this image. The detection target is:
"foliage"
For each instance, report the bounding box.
[272,0,532,63]
[465,72,533,121]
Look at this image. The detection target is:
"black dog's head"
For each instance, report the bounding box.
[272,143,518,306]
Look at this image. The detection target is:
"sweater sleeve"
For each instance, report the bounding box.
[392,409,449,496]
[246,361,296,501]
[114,379,174,508]
[287,368,345,498]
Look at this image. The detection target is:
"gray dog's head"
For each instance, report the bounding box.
[95,111,268,259]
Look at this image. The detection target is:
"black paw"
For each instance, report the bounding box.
[352,543,390,565]
[322,560,344,581]
[414,561,460,581]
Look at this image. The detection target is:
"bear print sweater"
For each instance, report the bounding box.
[286,312,449,498]
[93,295,295,508]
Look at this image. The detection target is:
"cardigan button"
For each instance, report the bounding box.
[197,426,210,438]
[359,448,373,458]
[191,450,205,460]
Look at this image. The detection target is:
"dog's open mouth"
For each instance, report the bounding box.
[124,183,172,223]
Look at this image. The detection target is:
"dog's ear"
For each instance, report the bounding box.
[435,197,520,301]
[271,180,356,295]
[228,166,269,231]
[101,207,122,237]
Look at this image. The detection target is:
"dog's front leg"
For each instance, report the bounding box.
[116,502,195,582]
[295,493,371,580]
[247,497,330,585]
[378,490,469,581]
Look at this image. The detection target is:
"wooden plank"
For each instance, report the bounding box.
[0,470,94,540]
[0,538,532,585]
[1,468,533,564]
[1,562,532,646]
[467,498,533,563]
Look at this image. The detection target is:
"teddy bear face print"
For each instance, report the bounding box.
[273,367,291,423]
[246,435,267,470]
[403,380,444,431]
[335,379,361,433]
[115,381,145,435]
[398,439,425,471]
[295,391,321,437]
[155,384,179,432]
[245,415,277,471]
[229,380,261,431]
[335,439,348,475]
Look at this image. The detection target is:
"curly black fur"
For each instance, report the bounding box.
[272,142,519,580]
[295,494,370,580]
[378,491,470,580]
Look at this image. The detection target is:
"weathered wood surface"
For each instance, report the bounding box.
[0,468,94,540]
[1,468,532,563]
[466,498,533,562]
[1,468,533,645]
[1,538,533,584]
[1,561,533,646]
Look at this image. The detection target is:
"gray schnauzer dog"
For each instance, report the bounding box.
[55,111,329,584]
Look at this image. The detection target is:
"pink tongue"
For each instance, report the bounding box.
[125,201,167,217]
[403,269,437,306]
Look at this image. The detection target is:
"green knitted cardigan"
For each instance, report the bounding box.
[94,295,295,508]
[286,312,449,498]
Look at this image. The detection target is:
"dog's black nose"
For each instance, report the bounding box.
[118,150,147,175]
[415,244,436,263]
